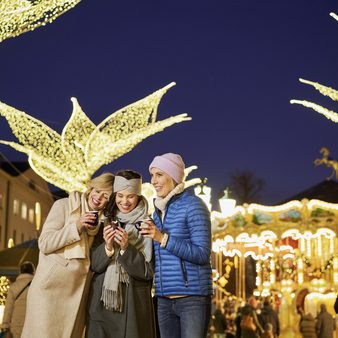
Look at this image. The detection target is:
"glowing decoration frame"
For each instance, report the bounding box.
[0,82,191,192]
[0,0,81,43]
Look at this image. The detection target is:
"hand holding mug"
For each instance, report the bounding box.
[103,223,116,251]
[139,218,163,243]
[77,211,99,233]
[114,226,129,251]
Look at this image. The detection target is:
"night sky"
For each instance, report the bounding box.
[0,0,337,206]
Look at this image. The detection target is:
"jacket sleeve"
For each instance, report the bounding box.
[165,198,211,265]
[38,199,81,254]
[118,242,154,281]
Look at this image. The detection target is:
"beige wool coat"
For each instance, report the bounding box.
[21,196,95,338]
[0,273,33,338]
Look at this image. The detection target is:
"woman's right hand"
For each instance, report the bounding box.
[76,212,97,233]
[140,219,163,243]
[103,225,116,251]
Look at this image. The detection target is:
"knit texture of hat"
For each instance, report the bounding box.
[149,153,185,183]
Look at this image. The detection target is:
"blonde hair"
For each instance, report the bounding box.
[85,172,115,196]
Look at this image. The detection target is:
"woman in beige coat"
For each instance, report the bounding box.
[21,173,114,338]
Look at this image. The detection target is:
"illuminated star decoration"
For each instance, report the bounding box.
[0,82,191,192]
[0,0,81,43]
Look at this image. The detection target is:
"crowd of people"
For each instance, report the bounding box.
[0,152,213,338]
[210,295,337,338]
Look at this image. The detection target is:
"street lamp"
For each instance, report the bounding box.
[219,188,236,218]
[194,177,212,211]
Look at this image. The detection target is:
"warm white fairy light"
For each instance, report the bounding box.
[308,199,338,211]
[0,83,191,192]
[247,200,303,214]
[0,0,81,43]
[333,258,338,284]
[329,238,334,254]
[317,236,322,257]
[306,238,311,257]
[300,238,305,253]
[291,100,338,122]
[270,260,275,284]
[299,78,338,101]
[330,12,338,21]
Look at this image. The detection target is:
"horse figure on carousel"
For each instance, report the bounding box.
[314,147,338,180]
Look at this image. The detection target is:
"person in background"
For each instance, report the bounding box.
[213,307,227,338]
[0,262,35,338]
[261,323,274,338]
[141,153,213,338]
[234,307,242,338]
[299,313,316,338]
[86,170,155,338]
[240,296,264,338]
[21,172,114,338]
[316,303,335,338]
[260,299,280,338]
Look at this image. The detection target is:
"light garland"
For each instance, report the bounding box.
[330,12,338,21]
[0,0,81,43]
[0,82,191,192]
[0,276,10,305]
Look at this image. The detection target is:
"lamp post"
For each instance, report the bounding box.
[194,177,212,211]
[219,188,236,218]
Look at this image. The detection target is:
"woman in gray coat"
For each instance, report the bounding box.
[86,170,156,338]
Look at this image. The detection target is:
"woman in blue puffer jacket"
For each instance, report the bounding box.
[140,152,213,338]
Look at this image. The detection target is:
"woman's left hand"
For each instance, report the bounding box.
[114,226,129,251]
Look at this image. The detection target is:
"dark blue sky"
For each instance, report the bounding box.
[0,0,337,205]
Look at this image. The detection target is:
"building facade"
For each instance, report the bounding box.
[0,161,54,250]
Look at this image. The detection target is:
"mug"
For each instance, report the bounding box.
[87,211,99,227]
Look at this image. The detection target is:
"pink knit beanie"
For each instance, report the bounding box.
[149,153,185,183]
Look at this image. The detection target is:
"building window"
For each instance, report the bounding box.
[21,203,27,220]
[28,209,34,223]
[13,199,19,215]
[21,233,24,243]
[35,202,41,231]
[13,230,16,243]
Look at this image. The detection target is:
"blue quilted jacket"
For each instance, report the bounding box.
[152,190,213,297]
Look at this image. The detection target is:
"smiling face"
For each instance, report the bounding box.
[115,189,139,213]
[150,167,176,198]
[87,187,113,211]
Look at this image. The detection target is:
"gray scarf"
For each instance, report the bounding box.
[101,197,152,312]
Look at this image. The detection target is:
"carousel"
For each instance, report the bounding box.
[199,186,338,336]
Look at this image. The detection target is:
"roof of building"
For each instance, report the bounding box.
[0,239,38,279]
[280,180,338,204]
[0,161,30,176]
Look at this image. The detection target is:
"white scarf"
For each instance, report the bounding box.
[154,183,185,214]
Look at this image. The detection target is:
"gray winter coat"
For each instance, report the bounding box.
[86,235,156,338]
